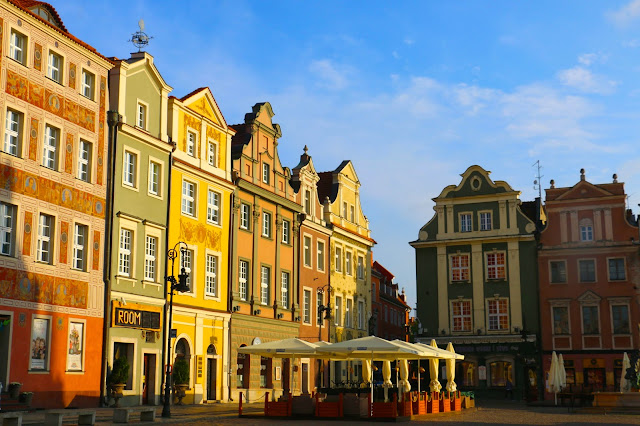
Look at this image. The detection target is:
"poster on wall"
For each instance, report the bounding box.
[30,318,50,370]
[66,321,84,371]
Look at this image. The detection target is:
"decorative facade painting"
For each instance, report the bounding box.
[23,211,33,256]
[68,63,76,89]
[0,267,88,309]
[28,118,39,161]
[33,43,42,71]
[92,230,100,270]
[59,221,68,264]
[66,321,84,371]
[6,70,96,132]
[0,17,3,61]
[30,318,50,370]
[64,133,74,174]
[97,76,106,186]
[179,218,221,251]
[0,165,105,219]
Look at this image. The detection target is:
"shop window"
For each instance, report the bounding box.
[113,342,134,389]
[489,361,512,387]
[237,345,249,389]
[260,356,272,388]
[564,359,575,385]
[456,361,476,387]
[584,368,605,388]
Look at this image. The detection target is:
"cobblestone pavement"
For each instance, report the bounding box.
[15,399,640,425]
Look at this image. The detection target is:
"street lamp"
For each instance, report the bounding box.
[316,285,332,342]
[162,242,190,418]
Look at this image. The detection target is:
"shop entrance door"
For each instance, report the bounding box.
[142,354,156,405]
[0,314,11,389]
[301,363,309,394]
[207,358,217,401]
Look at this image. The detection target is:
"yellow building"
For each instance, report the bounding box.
[318,161,375,381]
[166,88,235,403]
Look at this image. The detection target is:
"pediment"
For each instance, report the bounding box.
[577,290,601,303]
[182,88,228,129]
[336,160,360,184]
[436,165,515,200]
[555,180,614,201]
[128,54,173,94]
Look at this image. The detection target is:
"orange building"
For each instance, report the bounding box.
[0,1,111,407]
[228,103,302,401]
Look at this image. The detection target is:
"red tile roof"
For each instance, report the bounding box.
[373,261,394,281]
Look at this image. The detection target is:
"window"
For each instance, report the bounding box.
[335,247,342,272]
[350,205,355,222]
[358,300,364,330]
[450,254,470,282]
[550,261,567,283]
[181,249,193,291]
[123,151,137,187]
[303,289,311,324]
[452,300,472,332]
[9,30,26,64]
[489,361,512,387]
[611,305,630,334]
[144,236,157,281]
[335,296,343,326]
[487,299,508,331]
[281,272,289,309]
[304,190,311,214]
[182,180,195,216]
[460,213,472,232]
[582,306,599,334]
[187,131,196,157]
[42,125,59,170]
[608,258,626,281]
[113,342,134,389]
[343,202,348,218]
[262,163,270,184]
[4,109,23,156]
[260,356,272,388]
[580,225,593,242]
[81,70,95,100]
[346,299,353,328]
[239,260,248,301]
[77,140,92,182]
[207,190,220,225]
[579,259,596,282]
[240,204,250,230]
[262,212,271,237]
[303,236,311,267]
[357,255,364,280]
[480,212,492,231]
[317,241,325,271]
[137,103,147,129]
[552,306,569,334]
[346,251,352,275]
[486,252,506,280]
[0,202,16,256]
[72,224,87,271]
[118,228,132,276]
[148,161,160,195]
[207,141,217,166]
[260,266,270,305]
[282,220,290,244]
[205,254,218,297]
[37,214,53,263]
[47,51,63,83]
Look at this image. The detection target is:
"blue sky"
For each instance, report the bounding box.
[55,1,640,308]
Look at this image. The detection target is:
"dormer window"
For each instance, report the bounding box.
[29,6,61,27]
[304,190,311,215]
[262,163,270,184]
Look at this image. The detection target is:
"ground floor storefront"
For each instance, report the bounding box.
[171,305,230,404]
[230,314,300,402]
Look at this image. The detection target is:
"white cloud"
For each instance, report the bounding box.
[578,52,607,66]
[392,50,400,59]
[622,39,640,47]
[607,0,640,27]
[557,66,617,94]
[308,59,350,90]
[403,38,414,45]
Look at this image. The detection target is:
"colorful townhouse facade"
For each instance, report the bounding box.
[228,102,302,401]
[538,170,639,396]
[290,146,331,388]
[318,161,375,384]
[370,261,411,341]
[0,0,111,407]
[410,165,541,400]
[166,87,236,404]
[104,51,172,406]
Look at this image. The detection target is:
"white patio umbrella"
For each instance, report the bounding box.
[415,342,465,360]
[429,340,442,393]
[557,354,567,390]
[547,351,562,405]
[361,359,371,388]
[399,359,411,400]
[620,352,632,392]
[445,342,457,393]
[382,360,393,402]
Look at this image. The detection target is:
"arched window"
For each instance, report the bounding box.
[207,344,217,355]
[175,338,190,362]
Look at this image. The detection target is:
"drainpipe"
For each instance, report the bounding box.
[100,110,121,406]
[227,189,236,402]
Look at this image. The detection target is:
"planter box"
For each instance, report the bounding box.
[427,393,440,413]
[592,392,640,408]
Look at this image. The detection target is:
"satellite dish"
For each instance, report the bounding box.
[138,19,145,31]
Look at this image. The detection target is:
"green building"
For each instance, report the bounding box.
[104,52,173,406]
[409,165,541,401]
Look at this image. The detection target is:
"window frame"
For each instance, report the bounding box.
[0,202,16,257]
[206,188,221,226]
[335,295,343,326]
[205,252,219,298]
[238,259,249,301]
[357,255,365,280]
[459,212,472,233]
[580,225,594,242]
[449,253,470,282]
[303,235,312,268]
[303,288,312,325]
[118,227,133,277]
[335,246,342,273]
[607,257,626,282]
[260,265,270,306]
[281,220,290,244]
[36,213,54,264]
[610,303,630,335]
[261,211,271,238]
[345,298,353,328]
[486,298,509,332]
[451,299,473,333]
[485,251,506,280]
[47,49,64,84]
[4,107,24,157]
[581,304,600,335]
[345,251,353,276]
[181,179,196,217]
[551,305,570,335]
[147,158,163,198]
[144,235,157,282]
[479,211,492,231]
[181,247,195,295]
[240,203,251,230]
[136,100,148,130]
[549,260,567,284]
[71,222,88,272]
[122,148,139,190]
[207,139,218,167]
[578,258,596,283]
[262,163,270,184]
[9,29,28,66]
[317,241,325,272]
[281,271,289,309]
[42,123,60,171]
[77,139,92,183]
[358,300,365,330]
[186,130,197,157]
[80,68,95,101]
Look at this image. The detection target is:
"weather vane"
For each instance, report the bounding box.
[129,19,153,52]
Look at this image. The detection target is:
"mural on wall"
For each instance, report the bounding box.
[0,267,88,309]
[206,126,223,168]
[68,63,76,89]
[179,218,221,251]
[28,118,39,161]
[59,221,69,264]
[23,211,33,256]
[92,230,100,270]
[6,70,96,132]
[97,76,106,186]
[0,165,105,219]
[182,114,200,155]
[33,43,42,71]
[64,133,74,174]
[0,17,3,62]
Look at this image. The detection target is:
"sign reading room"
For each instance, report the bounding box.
[112,301,161,331]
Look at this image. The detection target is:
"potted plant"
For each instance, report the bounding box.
[8,382,22,399]
[172,358,190,405]
[108,356,130,407]
[19,391,34,407]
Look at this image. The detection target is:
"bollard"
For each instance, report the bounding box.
[238,391,243,417]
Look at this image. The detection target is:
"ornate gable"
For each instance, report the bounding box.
[577,290,601,304]
[555,180,614,201]
[437,165,514,200]
[181,87,229,129]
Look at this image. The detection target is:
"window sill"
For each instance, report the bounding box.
[206,220,223,228]
[40,164,59,173]
[8,56,28,68]
[148,192,164,201]
[239,227,252,234]
[28,370,50,374]
[487,278,506,282]
[46,76,63,86]
[204,294,221,302]
[450,280,470,284]
[80,94,95,103]
[65,370,85,375]
[180,212,197,220]
[261,235,273,241]
[121,183,139,192]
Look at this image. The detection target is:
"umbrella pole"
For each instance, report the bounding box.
[418,359,421,394]
[370,351,374,418]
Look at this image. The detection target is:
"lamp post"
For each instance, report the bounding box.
[162,242,190,418]
[316,285,332,342]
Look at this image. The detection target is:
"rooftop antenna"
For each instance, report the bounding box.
[129,19,153,52]
[532,160,543,200]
